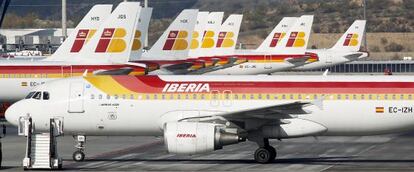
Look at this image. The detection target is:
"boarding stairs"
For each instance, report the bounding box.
[18,117,63,170]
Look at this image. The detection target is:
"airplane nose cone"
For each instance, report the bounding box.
[5,102,22,126]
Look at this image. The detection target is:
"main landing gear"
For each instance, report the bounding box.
[73,135,86,162]
[253,138,277,163]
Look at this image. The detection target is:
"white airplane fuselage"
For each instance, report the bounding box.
[293,49,368,71]
[6,75,414,138]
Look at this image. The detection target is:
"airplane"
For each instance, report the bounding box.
[132,9,201,74]
[292,20,368,71]
[203,15,318,75]
[7,74,414,163]
[0,2,147,104]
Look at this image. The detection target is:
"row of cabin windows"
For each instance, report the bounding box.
[88,93,414,100]
[0,74,49,78]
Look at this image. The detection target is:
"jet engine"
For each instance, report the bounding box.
[164,122,245,154]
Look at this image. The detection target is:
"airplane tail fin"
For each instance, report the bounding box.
[45,4,113,61]
[196,12,224,57]
[143,9,199,60]
[330,20,366,52]
[255,17,298,53]
[129,7,153,61]
[188,11,210,58]
[275,15,314,55]
[74,2,142,64]
[214,14,243,56]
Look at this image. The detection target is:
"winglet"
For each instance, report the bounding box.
[322,69,329,76]
[311,97,324,110]
[83,69,88,77]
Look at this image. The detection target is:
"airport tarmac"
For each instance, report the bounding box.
[2,124,414,171]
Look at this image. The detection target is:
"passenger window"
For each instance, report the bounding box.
[43,92,50,100]
[33,92,41,100]
[25,92,35,99]
[91,94,95,99]
[98,94,103,99]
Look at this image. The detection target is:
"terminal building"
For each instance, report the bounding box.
[0,28,73,53]
[303,60,414,74]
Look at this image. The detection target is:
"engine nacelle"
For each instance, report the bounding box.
[164,122,244,154]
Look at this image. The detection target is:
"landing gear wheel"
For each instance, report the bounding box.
[266,146,277,161]
[72,150,85,162]
[254,147,272,163]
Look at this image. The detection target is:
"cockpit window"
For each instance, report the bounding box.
[25,92,35,99]
[32,92,41,100]
[43,92,50,100]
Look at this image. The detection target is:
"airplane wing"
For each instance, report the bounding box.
[344,52,364,61]
[178,100,322,131]
[161,63,195,75]
[285,56,311,65]
[94,68,134,75]
[187,57,247,75]
[219,101,313,120]
[181,101,318,122]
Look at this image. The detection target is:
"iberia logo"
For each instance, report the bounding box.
[216,31,235,48]
[343,33,359,46]
[269,32,286,47]
[162,30,189,50]
[190,31,200,49]
[70,29,96,53]
[131,30,142,51]
[201,30,215,48]
[286,32,306,47]
[95,28,127,53]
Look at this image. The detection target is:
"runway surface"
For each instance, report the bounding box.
[2,124,414,171]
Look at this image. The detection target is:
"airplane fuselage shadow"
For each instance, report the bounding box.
[63,156,414,167]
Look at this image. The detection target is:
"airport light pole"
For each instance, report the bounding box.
[363,0,367,51]
[144,0,148,48]
[62,0,67,40]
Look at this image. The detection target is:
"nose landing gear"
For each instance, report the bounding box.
[72,135,86,162]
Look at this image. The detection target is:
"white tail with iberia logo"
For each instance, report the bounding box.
[45,4,113,61]
[330,20,366,52]
[188,11,210,58]
[255,17,298,53]
[214,14,243,56]
[73,2,142,64]
[196,12,224,57]
[142,9,198,60]
[129,7,153,61]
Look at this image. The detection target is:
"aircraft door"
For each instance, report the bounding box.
[325,54,333,65]
[68,82,85,113]
[61,65,72,78]
[210,90,220,107]
[222,90,233,107]
[264,55,272,69]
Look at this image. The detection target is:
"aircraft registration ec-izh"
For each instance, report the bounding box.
[6,74,414,163]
